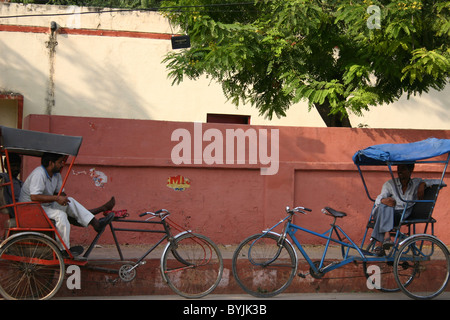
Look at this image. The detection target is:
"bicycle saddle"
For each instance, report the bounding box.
[322,207,347,218]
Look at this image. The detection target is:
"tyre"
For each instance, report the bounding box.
[394,235,450,300]
[0,233,65,300]
[232,233,297,297]
[161,233,223,298]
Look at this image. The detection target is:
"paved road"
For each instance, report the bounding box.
[55,291,450,300]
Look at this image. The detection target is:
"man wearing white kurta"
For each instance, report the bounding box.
[19,153,114,252]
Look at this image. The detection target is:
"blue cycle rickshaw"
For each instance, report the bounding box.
[232,138,450,300]
[355,138,450,298]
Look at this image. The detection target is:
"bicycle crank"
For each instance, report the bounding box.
[310,261,326,279]
[118,264,137,282]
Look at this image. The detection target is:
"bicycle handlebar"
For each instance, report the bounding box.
[139,209,170,219]
[286,206,312,214]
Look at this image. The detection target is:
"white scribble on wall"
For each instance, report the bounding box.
[72,168,108,187]
[89,168,108,187]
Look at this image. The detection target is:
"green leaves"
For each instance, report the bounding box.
[402,48,450,84]
[162,0,449,127]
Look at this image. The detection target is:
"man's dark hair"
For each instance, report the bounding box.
[41,153,64,167]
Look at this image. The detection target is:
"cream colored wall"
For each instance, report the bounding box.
[0,99,18,128]
[0,3,448,129]
[349,86,450,129]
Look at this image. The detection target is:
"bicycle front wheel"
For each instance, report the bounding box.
[232,233,297,298]
[0,234,65,300]
[161,233,223,298]
[394,235,450,300]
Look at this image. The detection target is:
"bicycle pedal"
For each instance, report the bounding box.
[298,272,309,278]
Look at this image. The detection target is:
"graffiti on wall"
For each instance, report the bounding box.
[167,175,190,191]
[72,168,108,188]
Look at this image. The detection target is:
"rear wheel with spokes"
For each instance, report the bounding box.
[0,234,65,300]
[394,235,450,300]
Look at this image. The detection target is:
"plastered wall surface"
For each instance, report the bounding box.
[20,114,450,247]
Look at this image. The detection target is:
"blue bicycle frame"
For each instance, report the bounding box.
[258,211,386,278]
[252,139,450,277]
[287,222,365,275]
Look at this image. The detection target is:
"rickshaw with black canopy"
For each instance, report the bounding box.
[0,126,86,300]
[0,126,224,300]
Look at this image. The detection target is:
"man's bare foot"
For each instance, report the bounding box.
[103,196,115,211]
[89,196,116,215]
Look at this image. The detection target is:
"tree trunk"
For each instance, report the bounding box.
[314,102,352,127]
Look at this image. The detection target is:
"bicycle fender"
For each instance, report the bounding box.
[0,231,60,251]
[159,230,192,283]
[263,231,298,262]
[399,233,449,253]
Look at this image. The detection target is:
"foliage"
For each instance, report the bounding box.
[8,0,163,9]
[161,0,449,127]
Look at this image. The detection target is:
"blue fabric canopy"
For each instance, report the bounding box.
[353,138,450,165]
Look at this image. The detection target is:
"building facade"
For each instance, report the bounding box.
[0,2,449,130]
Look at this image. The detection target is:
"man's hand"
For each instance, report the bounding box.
[417,182,426,200]
[55,195,70,206]
[381,197,396,207]
[30,194,70,206]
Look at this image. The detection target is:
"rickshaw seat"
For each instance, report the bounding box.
[366,184,442,230]
[5,217,57,229]
[402,184,442,225]
[13,202,55,229]
[4,203,57,240]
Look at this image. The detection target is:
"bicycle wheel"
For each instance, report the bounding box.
[161,233,223,298]
[394,235,450,300]
[0,233,65,300]
[362,239,400,292]
[232,233,297,298]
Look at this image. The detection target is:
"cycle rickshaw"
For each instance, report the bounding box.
[0,126,223,300]
[232,138,450,300]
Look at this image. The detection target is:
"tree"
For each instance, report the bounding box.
[161,0,449,127]
[9,0,163,9]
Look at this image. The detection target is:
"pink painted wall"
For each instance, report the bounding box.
[22,115,450,247]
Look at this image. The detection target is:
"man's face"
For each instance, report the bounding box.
[9,161,21,178]
[50,157,65,174]
[397,164,412,182]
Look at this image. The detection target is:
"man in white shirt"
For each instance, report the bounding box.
[19,153,115,254]
[371,164,426,249]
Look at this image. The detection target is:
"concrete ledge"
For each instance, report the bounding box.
[57,260,372,298]
[55,245,377,298]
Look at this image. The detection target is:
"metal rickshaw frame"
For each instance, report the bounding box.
[353,138,450,298]
[0,126,224,300]
[353,138,450,250]
[0,126,83,261]
[232,138,450,299]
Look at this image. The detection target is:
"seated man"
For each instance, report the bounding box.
[371,163,431,250]
[0,153,23,204]
[19,152,115,255]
